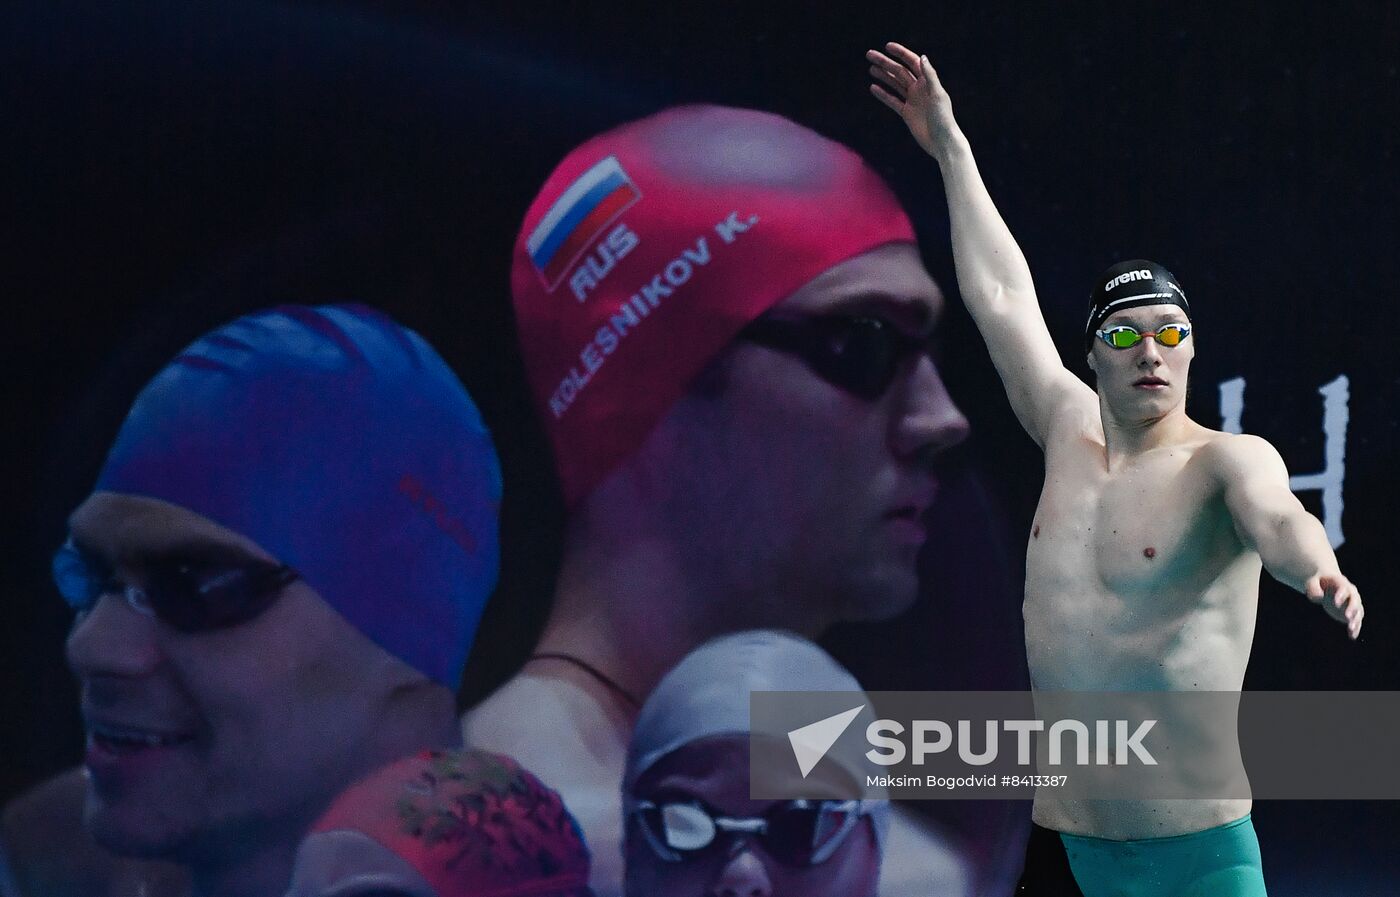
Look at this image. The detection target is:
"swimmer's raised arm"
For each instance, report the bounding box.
[1208,435,1364,640]
[867,42,1095,448]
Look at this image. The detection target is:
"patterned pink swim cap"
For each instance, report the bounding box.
[299,750,593,897]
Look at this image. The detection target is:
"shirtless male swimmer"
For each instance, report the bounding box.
[867,41,1364,897]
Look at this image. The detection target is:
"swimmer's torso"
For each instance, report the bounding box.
[1024,413,1260,838]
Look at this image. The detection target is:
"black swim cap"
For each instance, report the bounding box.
[1085,259,1190,355]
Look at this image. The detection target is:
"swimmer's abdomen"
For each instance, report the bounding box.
[1024,565,1260,693]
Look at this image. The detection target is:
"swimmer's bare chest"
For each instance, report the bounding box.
[1023,428,1261,693]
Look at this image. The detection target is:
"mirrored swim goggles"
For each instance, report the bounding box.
[738,314,939,400]
[628,797,877,866]
[1094,322,1191,349]
[53,538,299,633]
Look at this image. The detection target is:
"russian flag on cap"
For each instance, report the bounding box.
[527,155,642,291]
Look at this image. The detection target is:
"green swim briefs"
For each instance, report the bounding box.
[1059,814,1266,897]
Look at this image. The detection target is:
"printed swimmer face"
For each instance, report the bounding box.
[1087,304,1195,424]
[641,243,969,630]
[624,735,880,897]
[63,492,406,863]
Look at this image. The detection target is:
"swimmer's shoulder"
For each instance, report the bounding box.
[1187,430,1288,484]
[462,673,590,745]
[461,673,626,781]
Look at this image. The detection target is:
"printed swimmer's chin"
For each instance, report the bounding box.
[81,743,206,859]
[83,793,186,860]
[845,557,920,623]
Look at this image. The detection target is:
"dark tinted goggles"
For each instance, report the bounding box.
[738,314,936,400]
[53,539,298,633]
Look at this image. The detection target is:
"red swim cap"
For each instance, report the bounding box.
[512,105,916,506]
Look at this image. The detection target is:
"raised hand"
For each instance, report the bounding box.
[866,42,961,159]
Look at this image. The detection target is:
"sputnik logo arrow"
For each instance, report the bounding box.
[787,705,864,778]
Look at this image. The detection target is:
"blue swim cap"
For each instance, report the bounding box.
[94,305,501,687]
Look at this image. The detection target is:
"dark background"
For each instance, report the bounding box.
[4,2,1397,894]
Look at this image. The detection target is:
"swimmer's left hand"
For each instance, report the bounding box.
[1306,573,1364,640]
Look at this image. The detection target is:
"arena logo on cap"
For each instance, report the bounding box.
[1104,269,1154,291]
[527,155,642,294]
